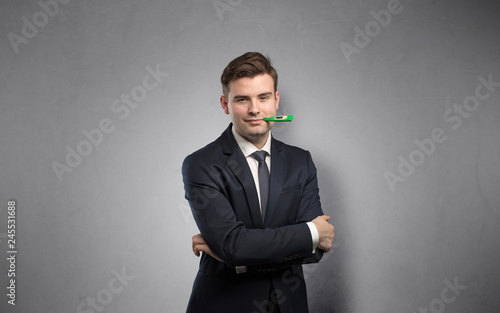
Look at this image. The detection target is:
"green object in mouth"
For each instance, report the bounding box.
[263,115,294,122]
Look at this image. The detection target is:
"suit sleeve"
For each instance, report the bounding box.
[182,153,315,269]
[295,151,325,264]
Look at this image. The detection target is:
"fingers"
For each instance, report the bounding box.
[194,242,212,257]
[315,216,335,252]
[192,234,221,261]
[194,243,209,255]
[193,242,224,262]
[319,236,334,252]
[192,234,205,244]
[192,234,198,255]
[192,233,206,257]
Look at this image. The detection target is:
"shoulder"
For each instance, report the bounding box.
[272,137,318,177]
[272,137,312,160]
[184,124,233,163]
[182,139,224,187]
[183,136,223,168]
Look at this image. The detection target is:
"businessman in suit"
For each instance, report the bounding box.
[182,52,334,313]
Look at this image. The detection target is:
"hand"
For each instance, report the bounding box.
[192,233,223,262]
[311,215,335,252]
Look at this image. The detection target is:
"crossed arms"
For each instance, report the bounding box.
[193,215,334,263]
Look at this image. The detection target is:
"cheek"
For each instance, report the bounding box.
[267,104,278,114]
[230,107,246,120]
[231,107,242,115]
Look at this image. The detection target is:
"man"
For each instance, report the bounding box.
[182,52,334,313]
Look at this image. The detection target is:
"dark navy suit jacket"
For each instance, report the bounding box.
[182,124,324,313]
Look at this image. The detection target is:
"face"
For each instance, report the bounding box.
[220,73,280,149]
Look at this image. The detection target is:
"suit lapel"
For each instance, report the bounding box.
[222,125,264,228]
[264,137,285,227]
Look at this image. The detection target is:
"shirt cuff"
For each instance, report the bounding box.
[306,221,319,253]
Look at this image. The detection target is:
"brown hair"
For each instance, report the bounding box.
[220,52,278,97]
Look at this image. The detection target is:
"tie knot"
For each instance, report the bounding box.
[252,150,267,162]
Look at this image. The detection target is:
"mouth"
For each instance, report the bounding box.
[244,118,264,125]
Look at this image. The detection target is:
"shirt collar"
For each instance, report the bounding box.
[231,126,272,158]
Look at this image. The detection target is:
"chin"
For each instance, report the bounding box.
[252,129,270,139]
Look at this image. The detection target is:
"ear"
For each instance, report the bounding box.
[220,95,230,115]
[275,90,280,111]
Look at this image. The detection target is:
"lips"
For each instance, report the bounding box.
[245,118,263,124]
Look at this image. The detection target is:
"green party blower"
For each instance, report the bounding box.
[263,115,294,122]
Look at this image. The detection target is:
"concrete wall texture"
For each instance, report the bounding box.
[1,0,499,312]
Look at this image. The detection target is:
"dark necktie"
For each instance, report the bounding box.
[251,151,269,222]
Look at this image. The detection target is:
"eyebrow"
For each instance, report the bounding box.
[258,92,274,97]
[232,92,274,100]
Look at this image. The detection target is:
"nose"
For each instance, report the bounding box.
[248,99,260,115]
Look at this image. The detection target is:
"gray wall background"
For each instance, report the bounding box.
[1,0,499,312]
